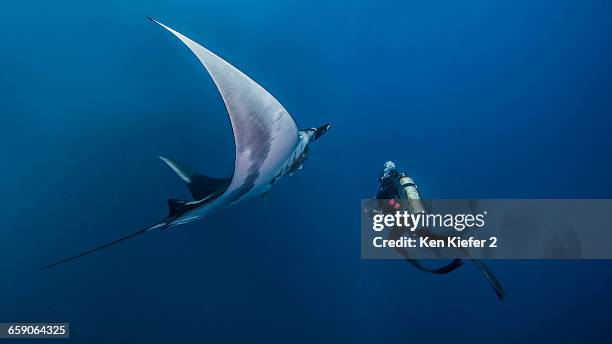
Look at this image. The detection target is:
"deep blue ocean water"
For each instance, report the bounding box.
[1,0,611,342]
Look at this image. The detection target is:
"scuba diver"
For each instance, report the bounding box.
[374,161,505,300]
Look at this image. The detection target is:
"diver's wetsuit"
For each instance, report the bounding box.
[375,164,463,274]
[376,171,401,200]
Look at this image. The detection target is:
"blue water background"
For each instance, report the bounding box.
[1,0,611,342]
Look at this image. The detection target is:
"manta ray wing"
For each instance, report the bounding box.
[150,18,299,205]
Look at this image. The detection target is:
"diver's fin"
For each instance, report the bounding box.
[389,227,463,274]
[406,258,464,274]
[159,156,230,201]
[471,259,505,300]
[40,222,165,270]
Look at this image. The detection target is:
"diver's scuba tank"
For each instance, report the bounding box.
[398,174,426,215]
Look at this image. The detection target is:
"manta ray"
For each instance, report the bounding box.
[41,18,331,270]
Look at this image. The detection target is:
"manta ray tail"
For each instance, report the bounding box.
[40,222,165,270]
[471,259,505,300]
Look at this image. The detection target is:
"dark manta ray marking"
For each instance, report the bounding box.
[41,18,331,270]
